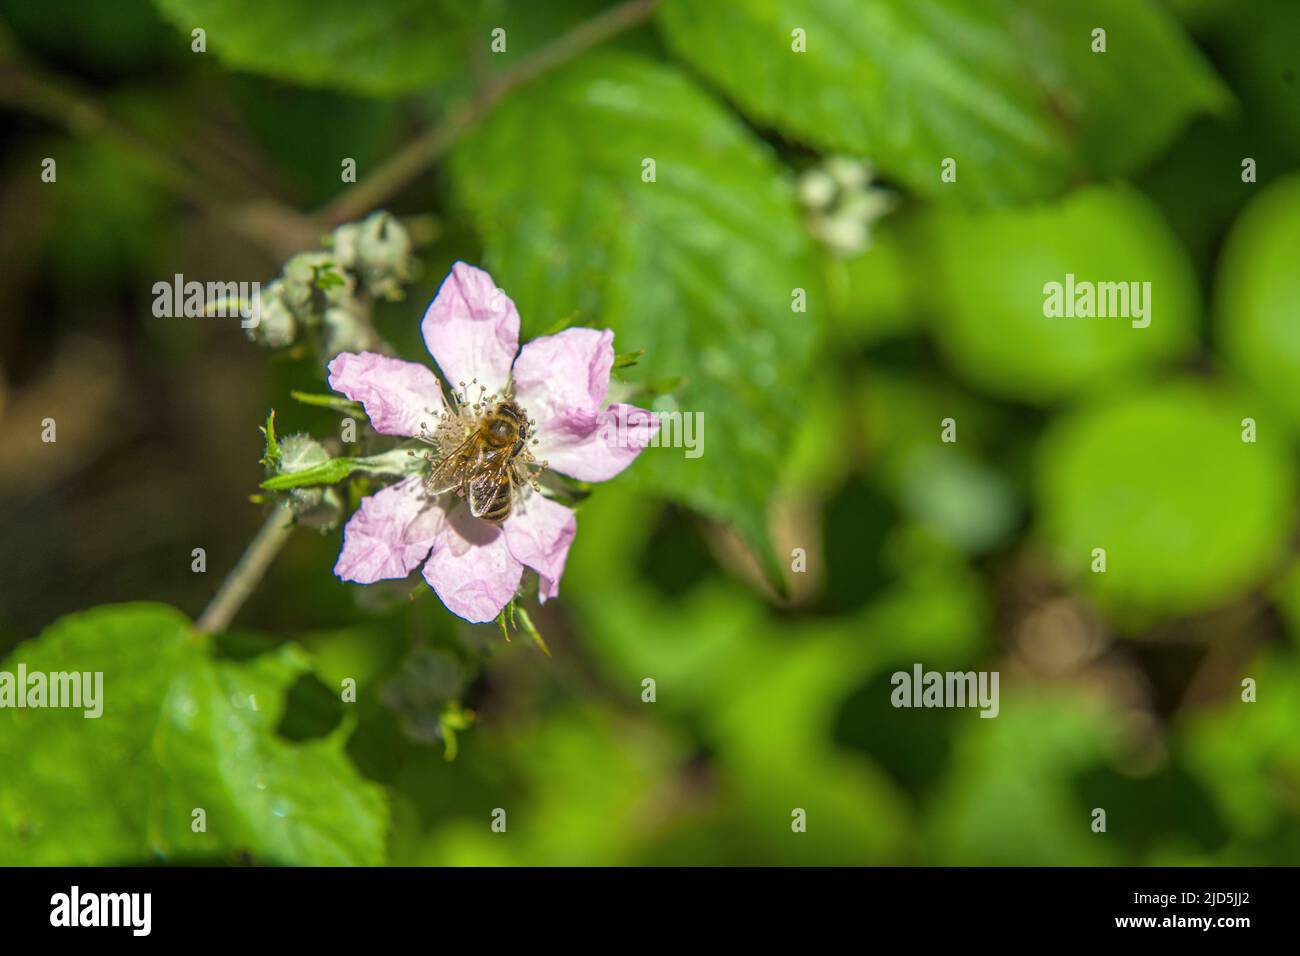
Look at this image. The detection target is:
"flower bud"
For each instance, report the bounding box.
[244,280,297,349]
[332,211,414,302]
[274,434,342,531]
[321,305,372,358]
[797,168,837,212]
[281,251,355,321]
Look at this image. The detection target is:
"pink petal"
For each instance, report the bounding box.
[421,262,520,395]
[327,351,444,437]
[503,494,577,602]
[335,477,443,584]
[421,503,523,623]
[535,403,659,482]
[511,327,615,423]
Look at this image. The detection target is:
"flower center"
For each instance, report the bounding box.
[412,378,546,502]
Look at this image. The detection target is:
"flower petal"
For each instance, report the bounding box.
[503,494,576,602]
[327,351,444,437]
[334,477,443,584]
[535,403,659,482]
[511,327,615,422]
[421,503,523,623]
[421,262,520,395]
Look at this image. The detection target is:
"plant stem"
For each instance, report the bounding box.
[317,0,661,227]
[196,499,296,634]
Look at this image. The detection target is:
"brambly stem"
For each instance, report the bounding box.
[196,499,297,634]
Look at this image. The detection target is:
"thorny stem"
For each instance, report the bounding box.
[196,499,296,634]
[317,0,662,226]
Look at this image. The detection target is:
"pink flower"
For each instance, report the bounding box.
[327,263,658,623]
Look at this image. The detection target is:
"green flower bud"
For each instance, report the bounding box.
[321,304,371,358]
[280,251,355,321]
[329,212,413,301]
[272,434,342,531]
[244,280,297,349]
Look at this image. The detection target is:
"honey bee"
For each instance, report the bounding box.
[422,397,534,523]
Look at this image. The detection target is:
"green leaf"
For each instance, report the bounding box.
[1035,381,1294,621]
[920,183,1199,404]
[314,265,346,290]
[0,604,388,865]
[452,53,820,592]
[657,0,1229,205]
[929,693,1120,865]
[148,0,624,98]
[1183,652,1300,839]
[261,448,415,490]
[289,390,366,416]
[259,409,281,470]
[150,0,473,96]
[1217,173,1300,429]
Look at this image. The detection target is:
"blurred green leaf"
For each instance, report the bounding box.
[928,694,1120,865]
[1182,652,1300,840]
[822,221,917,347]
[921,184,1198,404]
[896,445,1019,554]
[1217,173,1300,429]
[1036,381,1294,620]
[150,0,472,96]
[657,0,1228,205]
[0,604,388,865]
[453,52,821,591]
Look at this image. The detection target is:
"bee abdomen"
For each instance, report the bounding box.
[477,484,513,523]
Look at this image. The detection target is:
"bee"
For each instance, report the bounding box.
[423,397,534,523]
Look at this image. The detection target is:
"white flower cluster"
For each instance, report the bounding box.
[797,156,895,258]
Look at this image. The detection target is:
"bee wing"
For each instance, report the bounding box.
[425,433,477,495]
[467,451,516,519]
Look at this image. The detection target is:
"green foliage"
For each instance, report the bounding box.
[148,0,624,99]
[1217,174,1300,428]
[1182,653,1300,842]
[657,0,1228,205]
[151,0,472,96]
[8,0,1300,870]
[452,52,820,589]
[260,410,281,470]
[0,605,387,865]
[1036,382,1294,620]
[261,448,414,490]
[928,694,1119,865]
[921,184,1198,403]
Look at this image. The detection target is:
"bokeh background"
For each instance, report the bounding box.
[2,0,1299,865]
